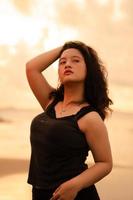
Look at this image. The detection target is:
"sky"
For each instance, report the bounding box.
[0,0,133,112]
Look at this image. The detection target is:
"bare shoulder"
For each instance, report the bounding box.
[83,111,103,122]
[78,111,107,136]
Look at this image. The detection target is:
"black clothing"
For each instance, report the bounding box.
[32,185,100,200]
[27,99,100,199]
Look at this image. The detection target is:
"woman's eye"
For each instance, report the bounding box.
[59,61,66,65]
[73,59,80,63]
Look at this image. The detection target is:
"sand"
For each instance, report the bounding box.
[0,108,133,200]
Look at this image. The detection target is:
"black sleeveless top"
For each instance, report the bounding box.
[27,99,96,190]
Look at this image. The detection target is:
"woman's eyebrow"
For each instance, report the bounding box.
[59,56,82,60]
[72,56,82,59]
[59,57,66,61]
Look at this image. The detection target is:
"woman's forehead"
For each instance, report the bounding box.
[60,48,83,58]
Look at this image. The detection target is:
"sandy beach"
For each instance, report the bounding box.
[0,108,133,200]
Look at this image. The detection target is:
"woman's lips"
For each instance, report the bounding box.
[64,70,73,75]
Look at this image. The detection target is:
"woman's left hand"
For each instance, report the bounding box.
[50,180,80,200]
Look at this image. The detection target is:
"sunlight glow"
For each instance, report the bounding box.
[0,0,50,46]
[96,0,109,6]
[74,0,86,8]
[97,0,124,21]
[0,14,46,46]
[9,46,17,55]
[0,60,7,67]
[112,0,124,21]
[0,0,78,48]
[44,23,78,50]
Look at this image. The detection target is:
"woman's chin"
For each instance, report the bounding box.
[61,78,76,84]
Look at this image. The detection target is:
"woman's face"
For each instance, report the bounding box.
[58,48,87,85]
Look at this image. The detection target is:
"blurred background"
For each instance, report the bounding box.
[0,0,133,200]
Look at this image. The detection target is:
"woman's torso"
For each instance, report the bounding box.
[27,98,96,190]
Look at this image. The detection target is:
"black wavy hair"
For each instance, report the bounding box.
[50,41,113,120]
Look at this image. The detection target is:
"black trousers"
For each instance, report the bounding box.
[32,185,100,200]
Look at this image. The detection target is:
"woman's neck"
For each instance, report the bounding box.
[62,83,86,106]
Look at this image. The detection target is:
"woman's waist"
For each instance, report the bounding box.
[37,159,88,174]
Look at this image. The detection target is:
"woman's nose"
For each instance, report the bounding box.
[64,61,72,68]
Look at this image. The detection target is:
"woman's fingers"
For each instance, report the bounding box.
[50,192,60,200]
[53,186,61,194]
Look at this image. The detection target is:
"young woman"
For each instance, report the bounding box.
[26,41,113,200]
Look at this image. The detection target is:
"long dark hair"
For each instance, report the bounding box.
[50,41,113,120]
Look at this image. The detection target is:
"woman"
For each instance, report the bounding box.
[26,41,113,200]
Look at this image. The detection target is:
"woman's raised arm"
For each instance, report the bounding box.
[26,46,62,110]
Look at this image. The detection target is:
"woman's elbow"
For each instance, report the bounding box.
[26,61,31,70]
[106,161,113,175]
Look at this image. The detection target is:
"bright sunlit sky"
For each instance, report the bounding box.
[0,0,133,112]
